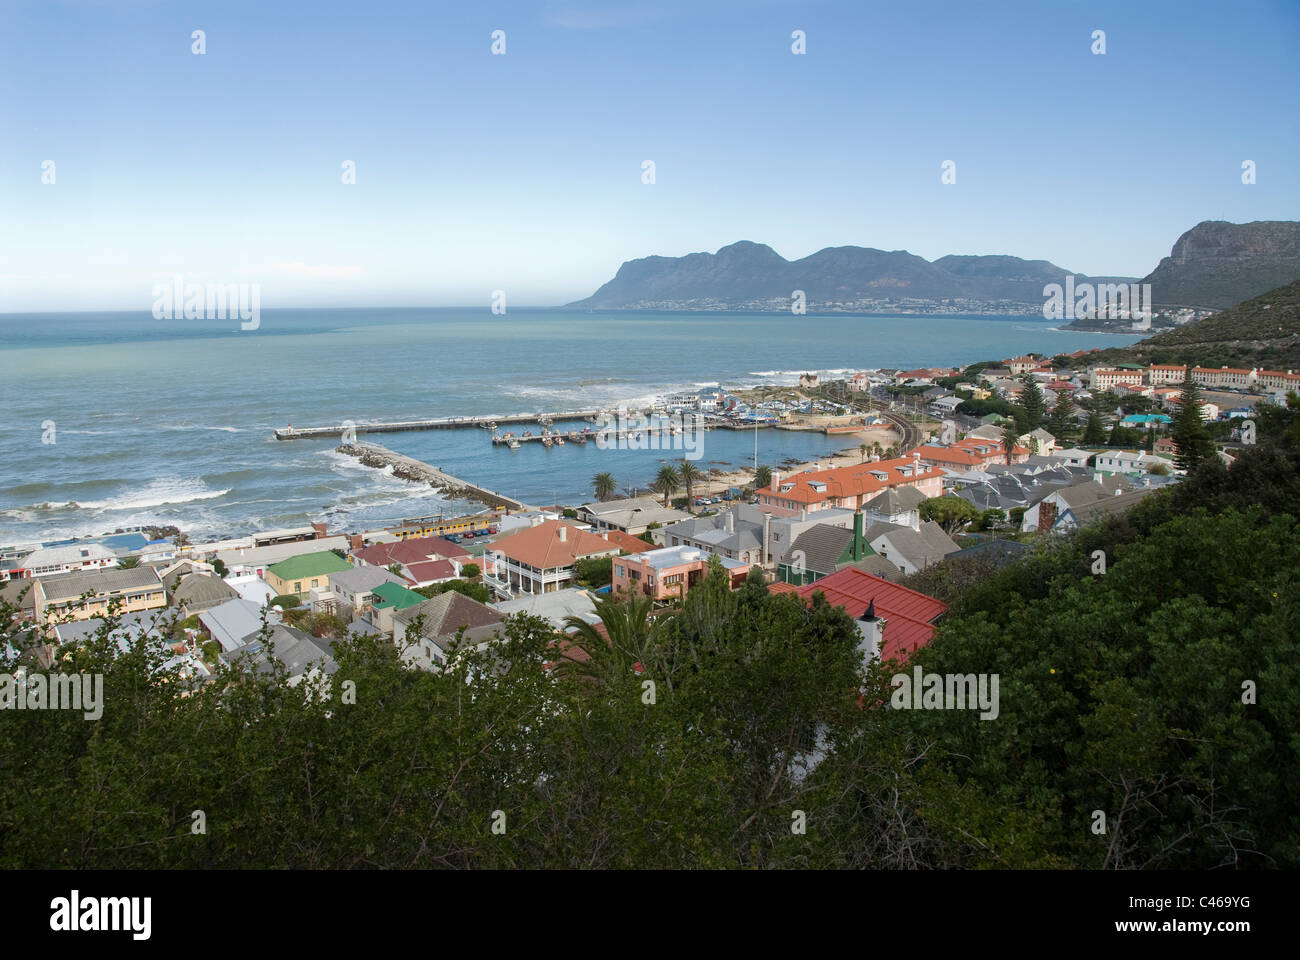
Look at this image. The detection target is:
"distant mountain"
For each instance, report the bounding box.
[567,241,1136,314]
[1142,220,1300,310]
[1078,278,1300,371]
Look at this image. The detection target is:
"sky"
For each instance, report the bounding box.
[1,0,1297,311]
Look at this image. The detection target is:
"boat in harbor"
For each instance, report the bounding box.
[555,435,565,445]
[542,437,553,448]
[508,438,520,450]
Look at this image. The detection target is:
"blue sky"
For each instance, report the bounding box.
[2,0,1297,311]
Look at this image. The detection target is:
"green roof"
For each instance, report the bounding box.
[267,551,352,581]
[370,581,427,610]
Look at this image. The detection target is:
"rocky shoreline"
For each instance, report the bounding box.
[336,442,524,511]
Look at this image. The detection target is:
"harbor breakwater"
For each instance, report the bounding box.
[336,442,525,511]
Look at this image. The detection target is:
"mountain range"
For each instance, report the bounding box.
[567,220,1300,318]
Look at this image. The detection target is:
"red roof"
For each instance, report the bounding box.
[770,567,947,664]
[404,559,457,584]
[600,529,653,554]
[760,455,936,505]
[491,520,619,569]
[354,535,469,568]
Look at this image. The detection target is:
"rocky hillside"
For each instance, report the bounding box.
[1076,278,1300,371]
[1142,220,1300,310]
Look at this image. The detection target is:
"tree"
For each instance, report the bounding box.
[460,562,480,580]
[211,557,229,577]
[592,472,617,502]
[1082,410,1107,445]
[678,459,703,507]
[1000,423,1021,465]
[919,496,979,534]
[859,443,868,463]
[1018,376,1046,430]
[1171,373,1214,472]
[1046,393,1076,441]
[652,465,681,507]
[755,464,772,490]
[573,556,613,588]
[117,556,140,569]
[639,521,662,545]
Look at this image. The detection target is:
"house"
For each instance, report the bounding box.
[310,565,406,617]
[485,521,620,596]
[490,588,602,630]
[915,439,1028,471]
[756,456,944,513]
[1006,355,1041,376]
[612,545,750,602]
[1053,447,1094,468]
[578,497,692,536]
[1094,450,1165,475]
[860,485,926,530]
[199,596,282,652]
[349,534,469,575]
[32,567,167,632]
[1051,487,1159,532]
[215,536,351,579]
[367,581,429,634]
[864,521,960,576]
[17,543,117,579]
[221,624,337,685]
[777,512,897,585]
[929,395,964,415]
[599,529,654,554]
[768,567,947,665]
[264,551,353,599]
[660,504,769,565]
[1089,367,1145,391]
[1153,437,1178,456]
[171,573,240,617]
[392,592,504,670]
[1016,428,1058,456]
[1020,476,1131,532]
[50,612,210,680]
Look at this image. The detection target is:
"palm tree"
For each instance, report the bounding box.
[652,464,681,507]
[1000,422,1021,465]
[872,442,882,461]
[859,443,868,463]
[755,464,772,489]
[592,472,617,502]
[678,459,703,509]
[558,592,675,691]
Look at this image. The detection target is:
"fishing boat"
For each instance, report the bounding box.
[508,439,520,450]
[572,435,587,445]
[542,437,553,448]
[555,436,565,445]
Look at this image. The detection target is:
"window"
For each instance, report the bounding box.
[295,581,302,592]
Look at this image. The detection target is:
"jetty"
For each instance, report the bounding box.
[336,442,524,511]
[275,410,603,441]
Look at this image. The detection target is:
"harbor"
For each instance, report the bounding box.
[335,442,525,510]
[275,409,603,440]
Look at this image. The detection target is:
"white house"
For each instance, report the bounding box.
[19,543,118,578]
[1094,450,1164,475]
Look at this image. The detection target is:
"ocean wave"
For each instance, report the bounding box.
[74,477,232,511]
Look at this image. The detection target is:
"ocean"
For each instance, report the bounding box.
[0,308,1143,543]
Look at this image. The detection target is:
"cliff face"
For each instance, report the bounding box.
[1143,221,1300,310]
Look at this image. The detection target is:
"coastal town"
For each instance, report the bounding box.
[3,347,1287,686]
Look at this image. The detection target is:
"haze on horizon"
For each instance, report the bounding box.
[1,0,1297,313]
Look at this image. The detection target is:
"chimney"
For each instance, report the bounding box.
[762,511,771,565]
[350,534,363,551]
[558,524,568,542]
[852,510,865,560]
[771,472,780,493]
[311,522,327,538]
[855,600,885,664]
[725,511,734,533]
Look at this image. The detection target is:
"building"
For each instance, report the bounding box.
[485,521,620,596]
[1190,366,1252,390]
[777,512,899,584]
[578,497,692,537]
[490,588,601,630]
[171,573,240,616]
[612,545,750,603]
[757,456,943,513]
[864,521,960,576]
[264,551,353,599]
[914,440,1028,471]
[221,623,337,686]
[660,504,769,565]
[215,536,351,579]
[1147,364,1188,385]
[199,596,282,652]
[768,567,947,665]
[17,543,117,579]
[367,581,430,634]
[1020,476,1131,532]
[392,592,504,670]
[1093,450,1166,475]
[1050,487,1159,532]
[32,567,167,631]
[1089,368,1145,391]
[350,534,469,572]
[310,565,406,618]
